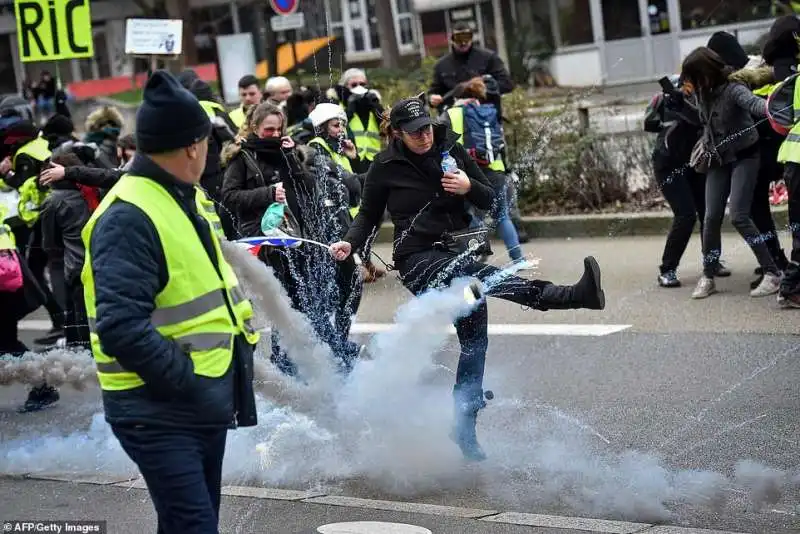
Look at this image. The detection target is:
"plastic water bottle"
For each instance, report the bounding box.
[441,151,459,174]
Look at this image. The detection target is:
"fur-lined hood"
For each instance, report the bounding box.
[728,65,776,89]
[85,106,124,132]
[220,140,242,167]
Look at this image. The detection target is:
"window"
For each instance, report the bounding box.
[679,0,777,30]
[554,0,594,46]
[326,0,418,57]
[602,0,641,40]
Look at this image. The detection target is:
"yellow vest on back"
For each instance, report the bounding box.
[13,137,52,226]
[778,73,800,164]
[349,113,381,162]
[81,174,259,391]
[446,106,506,172]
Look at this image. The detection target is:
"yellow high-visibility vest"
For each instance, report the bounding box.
[229,106,246,128]
[81,174,259,391]
[446,106,506,172]
[13,137,51,226]
[778,73,800,164]
[199,100,226,120]
[349,113,381,162]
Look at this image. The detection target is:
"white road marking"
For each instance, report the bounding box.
[19,320,632,337]
[302,495,497,519]
[317,522,432,534]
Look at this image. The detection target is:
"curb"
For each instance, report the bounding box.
[10,474,752,534]
[372,206,790,243]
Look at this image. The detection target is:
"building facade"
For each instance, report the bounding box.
[0,0,786,96]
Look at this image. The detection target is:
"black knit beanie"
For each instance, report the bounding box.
[135,70,210,154]
[707,31,749,70]
[763,15,800,66]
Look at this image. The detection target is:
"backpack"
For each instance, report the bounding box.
[766,73,798,136]
[462,101,504,162]
[0,249,23,292]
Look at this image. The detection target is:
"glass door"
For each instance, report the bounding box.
[600,0,647,83]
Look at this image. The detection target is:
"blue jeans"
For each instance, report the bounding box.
[112,425,227,534]
[470,170,522,261]
[36,96,54,115]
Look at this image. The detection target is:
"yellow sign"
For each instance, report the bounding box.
[15,0,94,62]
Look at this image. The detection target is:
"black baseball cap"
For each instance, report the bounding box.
[390,98,432,132]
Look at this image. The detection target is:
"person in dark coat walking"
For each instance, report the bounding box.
[82,70,259,534]
[329,98,606,462]
[428,23,513,112]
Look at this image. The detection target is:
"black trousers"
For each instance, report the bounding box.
[112,425,227,534]
[12,222,64,328]
[656,165,706,273]
[64,277,89,348]
[752,135,787,267]
[784,162,800,263]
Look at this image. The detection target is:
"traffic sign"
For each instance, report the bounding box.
[270,0,299,16]
[270,12,305,32]
[14,0,94,62]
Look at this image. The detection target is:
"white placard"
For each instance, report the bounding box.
[270,12,305,32]
[216,33,258,105]
[125,18,184,56]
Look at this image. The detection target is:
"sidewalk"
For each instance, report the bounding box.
[372,206,791,243]
[0,476,755,534]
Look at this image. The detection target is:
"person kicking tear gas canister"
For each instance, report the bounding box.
[328,98,606,462]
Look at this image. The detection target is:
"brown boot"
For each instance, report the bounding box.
[363,261,386,283]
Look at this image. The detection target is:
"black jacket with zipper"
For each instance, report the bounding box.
[40,180,91,284]
[343,124,494,261]
[644,92,702,173]
[221,137,315,239]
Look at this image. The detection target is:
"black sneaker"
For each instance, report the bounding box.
[714,262,731,277]
[34,327,65,347]
[658,270,681,288]
[18,385,60,413]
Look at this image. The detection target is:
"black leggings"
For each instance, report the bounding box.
[396,249,549,396]
[751,135,787,267]
[656,165,705,273]
[12,223,64,328]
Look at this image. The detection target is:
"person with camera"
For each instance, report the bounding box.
[328,98,606,462]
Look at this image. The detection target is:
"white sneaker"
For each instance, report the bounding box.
[691,276,716,299]
[751,272,781,297]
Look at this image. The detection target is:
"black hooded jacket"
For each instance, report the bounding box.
[343,124,494,261]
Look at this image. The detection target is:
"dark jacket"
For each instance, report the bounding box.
[644,92,702,172]
[698,82,767,165]
[40,181,90,284]
[65,165,124,191]
[343,124,494,261]
[89,153,255,429]
[221,137,315,238]
[310,139,362,242]
[430,46,513,109]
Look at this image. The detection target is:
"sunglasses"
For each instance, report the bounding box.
[405,126,432,139]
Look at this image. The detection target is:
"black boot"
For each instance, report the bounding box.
[450,384,488,462]
[18,384,60,413]
[538,256,605,310]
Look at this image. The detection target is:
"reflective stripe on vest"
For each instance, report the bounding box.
[196,186,226,239]
[753,83,779,97]
[12,137,51,170]
[199,100,226,120]
[349,113,381,162]
[309,137,353,173]
[778,76,800,164]
[229,106,245,128]
[446,107,506,172]
[81,174,259,391]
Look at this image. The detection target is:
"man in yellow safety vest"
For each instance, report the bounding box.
[81,70,260,532]
[230,74,261,130]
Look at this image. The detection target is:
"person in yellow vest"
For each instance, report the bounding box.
[440,76,526,264]
[340,68,384,167]
[760,15,800,306]
[81,70,260,532]
[182,75,238,240]
[0,116,67,355]
[230,74,261,130]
